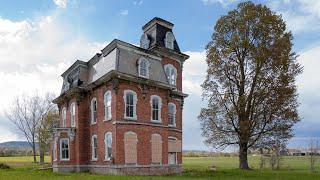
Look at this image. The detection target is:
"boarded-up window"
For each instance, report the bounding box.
[124,132,137,164]
[168,138,182,152]
[151,134,162,164]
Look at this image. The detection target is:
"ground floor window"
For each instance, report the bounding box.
[168,152,177,165]
[60,138,69,161]
[92,135,98,161]
[53,137,57,161]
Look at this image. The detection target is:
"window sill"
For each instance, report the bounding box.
[151,120,162,124]
[91,159,98,162]
[104,158,111,161]
[103,118,112,122]
[124,117,137,121]
[90,122,97,125]
[60,159,70,161]
[168,124,176,127]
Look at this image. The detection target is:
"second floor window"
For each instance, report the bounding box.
[164,64,177,86]
[151,95,162,122]
[62,108,66,127]
[70,103,76,127]
[91,98,97,124]
[104,91,112,121]
[168,103,176,126]
[123,90,137,120]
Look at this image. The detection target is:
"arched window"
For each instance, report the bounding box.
[124,131,137,164]
[91,135,98,161]
[168,103,176,127]
[140,33,150,49]
[164,32,174,49]
[62,107,66,127]
[168,136,178,165]
[164,64,177,86]
[104,91,112,121]
[91,98,97,124]
[60,138,69,161]
[104,132,112,160]
[70,102,76,127]
[123,90,138,120]
[150,95,162,122]
[138,58,149,78]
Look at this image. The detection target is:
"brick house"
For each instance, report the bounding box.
[51,17,189,175]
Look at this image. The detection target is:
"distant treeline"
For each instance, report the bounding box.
[0,147,49,157]
[183,151,238,157]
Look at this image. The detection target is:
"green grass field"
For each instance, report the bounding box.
[0,156,320,179]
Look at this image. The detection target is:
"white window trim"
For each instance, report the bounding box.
[123,90,138,120]
[164,32,175,50]
[168,102,176,127]
[62,107,67,128]
[150,95,162,123]
[104,91,112,121]
[53,137,58,161]
[91,134,98,161]
[164,64,177,86]
[91,98,97,125]
[70,102,76,127]
[104,132,112,161]
[60,138,70,161]
[138,57,150,78]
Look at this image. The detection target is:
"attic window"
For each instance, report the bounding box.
[164,32,174,50]
[140,33,150,49]
[138,57,149,78]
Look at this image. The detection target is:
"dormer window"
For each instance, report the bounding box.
[138,57,149,78]
[140,33,150,49]
[164,64,177,85]
[164,32,174,50]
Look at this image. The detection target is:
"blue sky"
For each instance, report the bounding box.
[0,0,319,151]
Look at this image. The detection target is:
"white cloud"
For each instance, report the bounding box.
[268,0,320,34]
[120,10,129,16]
[133,0,143,6]
[0,16,107,143]
[53,0,67,9]
[202,0,238,7]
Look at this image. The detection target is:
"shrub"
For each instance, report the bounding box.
[0,163,10,169]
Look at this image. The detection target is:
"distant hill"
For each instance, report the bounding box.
[0,141,37,149]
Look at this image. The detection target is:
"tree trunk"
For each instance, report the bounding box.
[239,143,250,169]
[39,149,45,165]
[32,142,37,163]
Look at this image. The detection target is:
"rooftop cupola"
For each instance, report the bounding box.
[140,17,181,52]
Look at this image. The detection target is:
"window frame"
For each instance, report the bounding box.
[61,107,67,127]
[70,102,76,127]
[168,103,176,127]
[104,132,112,161]
[138,57,150,78]
[140,33,150,49]
[164,64,177,86]
[164,32,175,50]
[91,134,98,161]
[123,90,138,120]
[150,95,162,123]
[60,138,70,161]
[90,98,97,125]
[104,91,112,121]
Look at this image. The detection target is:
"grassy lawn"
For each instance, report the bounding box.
[0,156,320,179]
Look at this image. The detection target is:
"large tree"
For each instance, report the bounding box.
[199,1,302,169]
[6,93,57,163]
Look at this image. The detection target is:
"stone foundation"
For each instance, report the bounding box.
[52,164,183,175]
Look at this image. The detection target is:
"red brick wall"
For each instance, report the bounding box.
[54,57,184,166]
